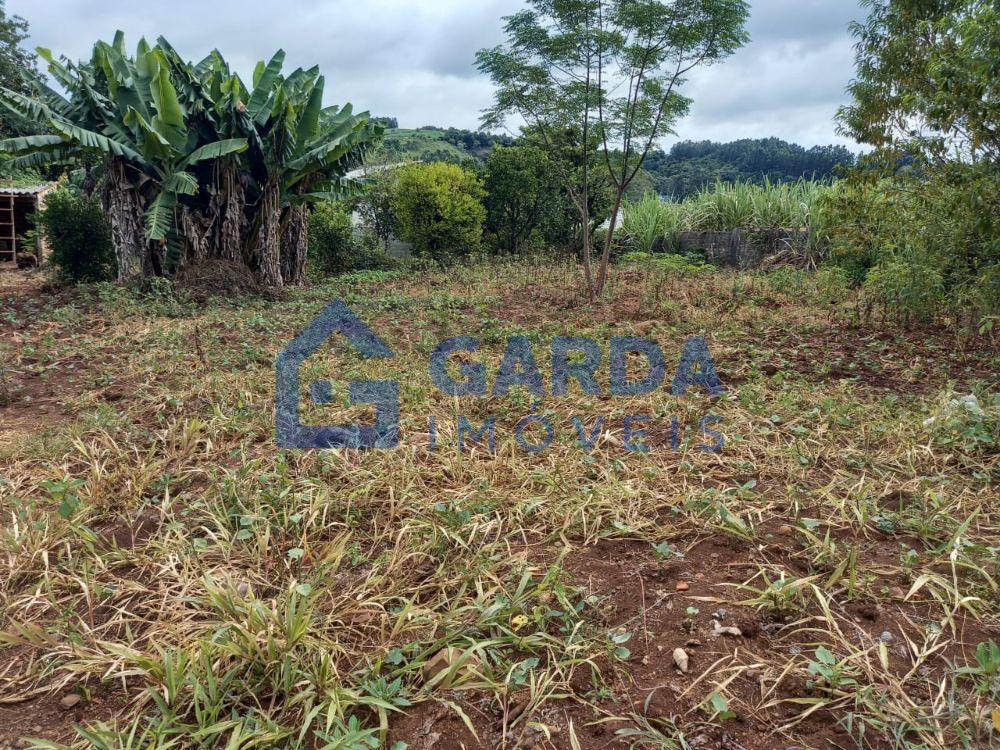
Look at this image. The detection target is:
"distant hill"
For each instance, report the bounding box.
[378,125,514,164]
[374,124,856,198]
[645,138,856,198]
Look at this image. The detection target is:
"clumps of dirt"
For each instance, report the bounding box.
[173,259,281,301]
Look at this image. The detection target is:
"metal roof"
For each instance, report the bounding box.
[0,184,55,196]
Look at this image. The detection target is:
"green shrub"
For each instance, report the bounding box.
[309,202,357,275]
[864,254,945,325]
[815,179,898,284]
[391,162,486,264]
[820,163,999,329]
[483,145,570,253]
[36,186,115,283]
[309,202,400,277]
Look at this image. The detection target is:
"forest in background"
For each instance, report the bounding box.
[378,122,854,198]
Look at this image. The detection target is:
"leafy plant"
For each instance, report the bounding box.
[0,33,381,286]
[955,640,1000,696]
[806,646,858,694]
[35,186,115,282]
[391,162,485,264]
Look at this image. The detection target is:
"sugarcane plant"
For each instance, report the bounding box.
[0,33,381,285]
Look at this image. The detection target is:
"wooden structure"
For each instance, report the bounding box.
[0,183,55,267]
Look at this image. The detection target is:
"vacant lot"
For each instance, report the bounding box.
[1,261,997,750]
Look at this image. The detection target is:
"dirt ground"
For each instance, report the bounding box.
[1,264,998,749]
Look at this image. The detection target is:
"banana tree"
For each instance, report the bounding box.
[0,36,247,279]
[202,50,381,285]
[0,33,381,286]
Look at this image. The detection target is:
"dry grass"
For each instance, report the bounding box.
[0,259,997,750]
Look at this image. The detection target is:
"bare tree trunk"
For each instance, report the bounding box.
[252,179,283,287]
[280,204,309,286]
[595,188,625,295]
[577,200,595,299]
[105,159,151,281]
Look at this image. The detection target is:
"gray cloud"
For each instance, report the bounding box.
[11,0,865,147]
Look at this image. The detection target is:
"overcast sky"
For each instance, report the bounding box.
[11,0,865,149]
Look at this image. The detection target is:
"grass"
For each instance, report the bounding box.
[622,179,831,254]
[0,259,997,750]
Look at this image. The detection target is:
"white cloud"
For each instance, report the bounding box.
[11,0,866,147]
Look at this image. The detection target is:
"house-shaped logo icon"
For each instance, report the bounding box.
[275,300,399,449]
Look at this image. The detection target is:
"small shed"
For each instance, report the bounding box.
[0,183,55,267]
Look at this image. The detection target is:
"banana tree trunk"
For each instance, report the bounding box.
[253,178,283,287]
[179,206,211,267]
[217,160,246,262]
[105,159,151,281]
[281,204,309,285]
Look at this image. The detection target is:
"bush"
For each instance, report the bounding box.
[357,168,399,252]
[483,145,571,253]
[820,163,1000,329]
[391,162,486,263]
[36,187,115,282]
[309,202,400,277]
[309,202,357,274]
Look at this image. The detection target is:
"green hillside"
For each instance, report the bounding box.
[378,126,514,163]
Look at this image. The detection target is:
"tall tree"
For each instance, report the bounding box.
[838,0,999,164]
[0,0,37,138]
[477,0,748,298]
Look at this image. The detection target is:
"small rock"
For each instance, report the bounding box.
[675,581,689,591]
[59,693,82,710]
[879,631,893,643]
[711,620,743,637]
[672,648,689,673]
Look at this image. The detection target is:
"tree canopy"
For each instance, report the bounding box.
[0,0,38,138]
[477,0,749,297]
[644,138,855,198]
[838,0,999,163]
